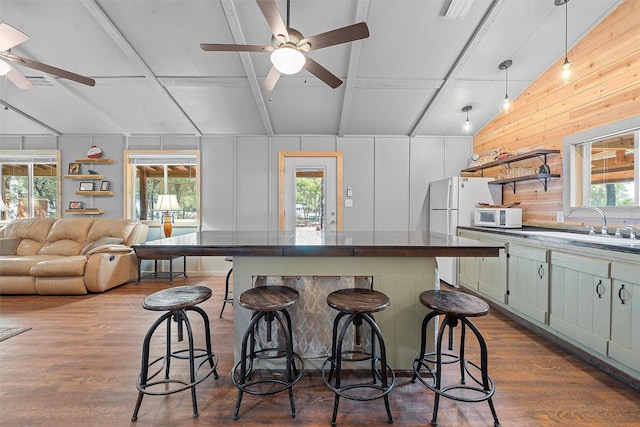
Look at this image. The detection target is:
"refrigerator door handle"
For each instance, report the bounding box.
[446,181,452,233]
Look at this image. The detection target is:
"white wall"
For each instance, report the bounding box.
[1,134,472,271]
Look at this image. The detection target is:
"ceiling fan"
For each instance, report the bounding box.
[0,22,95,90]
[200,0,369,91]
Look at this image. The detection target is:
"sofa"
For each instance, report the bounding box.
[0,218,148,295]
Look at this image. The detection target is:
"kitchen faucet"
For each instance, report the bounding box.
[567,206,608,235]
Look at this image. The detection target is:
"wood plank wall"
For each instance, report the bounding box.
[471,0,639,227]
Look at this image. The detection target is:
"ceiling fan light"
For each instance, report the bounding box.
[271,46,305,75]
[0,59,11,76]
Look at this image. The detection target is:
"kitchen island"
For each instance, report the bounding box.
[133,230,502,370]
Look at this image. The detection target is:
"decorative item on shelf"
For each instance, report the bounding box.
[88,169,98,175]
[79,182,95,191]
[538,164,551,174]
[68,162,80,175]
[555,0,573,84]
[461,105,473,135]
[100,181,110,191]
[498,59,513,114]
[156,194,182,238]
[87,145,103,159]
[69,201,83,210]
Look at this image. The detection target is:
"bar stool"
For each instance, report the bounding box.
[132,285,218,421]
[322,288,394,426]
[232,285,304,420]
[412,289,500,427]
[220,256,233,318]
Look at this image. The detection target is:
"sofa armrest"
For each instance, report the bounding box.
[84,244,133,256]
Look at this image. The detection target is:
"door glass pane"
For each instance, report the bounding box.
[296,171,324,231]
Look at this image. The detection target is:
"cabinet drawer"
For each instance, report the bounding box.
[509,243,548,263]
[611,262,640,284]
[551,252,610,277]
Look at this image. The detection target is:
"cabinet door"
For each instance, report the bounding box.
[550,252,610,356]
[609,262,640,373]
[507,244,549,325]
[478,250,507,304]
[458,255,479,290]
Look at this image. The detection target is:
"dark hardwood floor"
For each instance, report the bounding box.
[1,274,639,426]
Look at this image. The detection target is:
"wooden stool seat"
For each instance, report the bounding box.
[238,285,299,312]
[419,289,489,317]
[326,288,390,314]
[142,285,211,311]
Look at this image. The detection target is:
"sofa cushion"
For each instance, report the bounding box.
[30,256,87,277]
[87,219,136,243]
[16,239,46,256]
[81,236,124,255]
[3,218,55,241]
[39,240,84,256]
[0,237,21,255]
[46,218,94,243]
[0,255,61,275]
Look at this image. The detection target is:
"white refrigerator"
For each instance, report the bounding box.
[428,176,502,285]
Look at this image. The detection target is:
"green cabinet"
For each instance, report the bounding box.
[549,252,611,356]
[507,243,549,325]
[609,262,640,373]
[457,230,507,303]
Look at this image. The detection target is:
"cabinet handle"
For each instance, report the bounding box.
[595,280,604,299]
[618,284,627,305]
[537,264,544,279]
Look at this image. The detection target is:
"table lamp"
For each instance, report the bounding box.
[156,195,182,238]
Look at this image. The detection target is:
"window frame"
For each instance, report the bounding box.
[0,150,61,220]
[124,150,200,228]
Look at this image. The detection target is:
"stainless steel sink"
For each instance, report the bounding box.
[509,230,640,246]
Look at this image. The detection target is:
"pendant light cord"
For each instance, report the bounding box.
[564,1,568,59]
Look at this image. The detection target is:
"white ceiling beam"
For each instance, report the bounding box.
[80,0,203,136]
[220,0,274,136]
[409,0,505,137]
[338,0,371,138]
[0,99,61,135]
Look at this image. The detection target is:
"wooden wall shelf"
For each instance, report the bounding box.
[76,191,115,196]
[64,175,104,180]
[64,209,104,215]
[74,158,114,164]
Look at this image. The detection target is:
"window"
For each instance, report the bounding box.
[0,151,60,220]
[124,151,199,226]
[563,116,640,220]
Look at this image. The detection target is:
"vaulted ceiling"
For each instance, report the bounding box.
[0,0,623,138]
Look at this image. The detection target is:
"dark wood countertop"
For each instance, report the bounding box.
[133,230,503,258]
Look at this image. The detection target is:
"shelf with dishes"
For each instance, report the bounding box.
[461,149,560,193]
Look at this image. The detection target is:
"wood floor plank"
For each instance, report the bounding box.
[1,275,639,426]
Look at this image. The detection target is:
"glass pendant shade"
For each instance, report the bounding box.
[0,60,11,76]
[560,57,572,83]
[501,96,512,114]
[271,46,305,75]
[461,105,473,135]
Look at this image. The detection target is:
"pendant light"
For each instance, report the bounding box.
[555,0,572,84]
[462,105,473,135]
[498,59,513,114]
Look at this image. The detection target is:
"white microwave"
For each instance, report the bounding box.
[474,208,522,228]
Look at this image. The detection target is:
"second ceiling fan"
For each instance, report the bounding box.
[200,0,369,91]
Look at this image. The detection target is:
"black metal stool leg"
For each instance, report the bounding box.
[220,267,233,318]
[431,315,450,426]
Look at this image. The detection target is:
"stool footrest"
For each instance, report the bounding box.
[232,352,304,396]
[137,351,218,396]
[321,359,395,402]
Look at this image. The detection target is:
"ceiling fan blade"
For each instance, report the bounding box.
[261,66,281,91]
[6,67,36,90]
[0,23,30,52]
[256,0,289,43]
[3,54,95,87]
[304,56,342,89]
[200,43,272,52]
[301,22,369,51]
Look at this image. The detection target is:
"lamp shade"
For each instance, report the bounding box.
[156,194,182,212]
[271,46,305,75]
